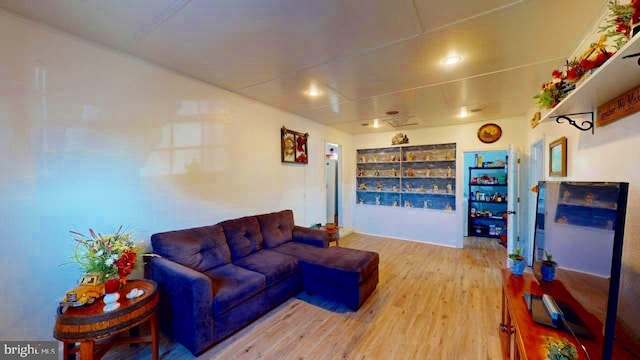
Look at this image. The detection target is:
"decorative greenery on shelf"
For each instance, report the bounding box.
[599,0,640,49]
[543,336,578,360]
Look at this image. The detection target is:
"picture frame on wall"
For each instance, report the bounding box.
[549,137,567,177]
[281,126,308,164]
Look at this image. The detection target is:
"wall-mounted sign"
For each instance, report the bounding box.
[597,85,640,127]
[530,112,541,129]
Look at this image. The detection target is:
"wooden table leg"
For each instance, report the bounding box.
[64,342,75,360]
[151,312,159,360]
[79,340,94,360]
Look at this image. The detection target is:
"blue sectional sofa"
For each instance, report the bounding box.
[148,210,379,355]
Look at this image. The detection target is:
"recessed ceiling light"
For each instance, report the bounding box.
[442,55,462,65]
[458,108,469,118]
[373,119,380,128]
[308,88,320,97]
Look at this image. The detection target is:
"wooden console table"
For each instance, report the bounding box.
[500,269,637,360]
[54,279,159,360]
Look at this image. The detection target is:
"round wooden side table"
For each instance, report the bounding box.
[53,279,159,360]
[320,225,340,246]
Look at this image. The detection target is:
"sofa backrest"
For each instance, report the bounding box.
[151,224,231,272]
[220,215,264,261]
[257,210,295,248]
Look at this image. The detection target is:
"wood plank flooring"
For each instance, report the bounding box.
[104,234,507,360]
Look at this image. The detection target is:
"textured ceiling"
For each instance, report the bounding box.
[0,0,608,133]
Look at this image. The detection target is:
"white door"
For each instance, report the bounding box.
[326,159,338,224]
[506,145,521,262]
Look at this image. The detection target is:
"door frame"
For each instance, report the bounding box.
[527,138,545,265]
[325,142,343,226]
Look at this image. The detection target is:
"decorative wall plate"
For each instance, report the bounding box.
[477,123,502,143]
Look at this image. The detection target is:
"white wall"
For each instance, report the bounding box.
[528,111,640,343]
[352,116,528,247]
[0,11,354,341]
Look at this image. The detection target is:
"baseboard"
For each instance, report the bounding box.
[351,231,460,249]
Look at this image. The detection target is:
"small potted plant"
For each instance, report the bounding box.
[541,250,558,282]
[509,247,526,276]
[544,336,578,360]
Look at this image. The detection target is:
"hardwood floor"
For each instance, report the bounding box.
[104,234,507,360]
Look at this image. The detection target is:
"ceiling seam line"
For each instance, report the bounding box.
[422,0,525,35]
[122,0,192,52]
[232,33,421,91]
[409,0,425,34]
[308,56,567,111]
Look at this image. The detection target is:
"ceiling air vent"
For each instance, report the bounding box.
[382,115,420,128]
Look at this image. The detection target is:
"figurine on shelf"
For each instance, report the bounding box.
[376,182,383,191]
[373,155,377,162]
[391,154,397,161]
[446,150,453,160]
[375,196,381,205]
[433,184,439,193]
[393,185,399,192]
[423,200,429,209]
[447,167,453,177]
[425,152,432,161]
[447,184,453,193]
[359,183,367,191]
[584,193,594,204]
[425,168,431,177]
[360,155,366,163]
[391,168,397,176]
[374,170,380,176]
[405,200,411,208]
[418,185,426,193]
[358,168,365,176]
[359,198,364,205]
[406,152,414,161]
[392,200,398,207]
[405,183,411,192]
[562,190,571,201]
[445,204,453,211]
[407,168,414,177]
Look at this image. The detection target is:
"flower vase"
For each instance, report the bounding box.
[103,278,121,312]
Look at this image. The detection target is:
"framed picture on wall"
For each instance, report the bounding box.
[281,126,308,164]
[549,137,567,177]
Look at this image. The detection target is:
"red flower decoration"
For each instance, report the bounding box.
[296,136,306,152]
[115,251,136,277]
[552,70,563,79]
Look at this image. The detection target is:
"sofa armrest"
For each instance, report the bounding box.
[293,226,329,248]
[149,256,214,355]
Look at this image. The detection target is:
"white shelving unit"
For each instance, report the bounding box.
[538,35,640,129]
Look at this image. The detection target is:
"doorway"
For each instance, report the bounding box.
[325,143,342,226]
[528,140,544,265]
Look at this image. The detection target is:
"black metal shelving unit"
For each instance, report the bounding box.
[468,167,507,240]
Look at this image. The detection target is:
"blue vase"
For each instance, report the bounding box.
[511,259,525,276]
[541,262,557,282]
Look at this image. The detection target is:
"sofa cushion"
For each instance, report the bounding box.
[151,224,231,272]
[256,210,295,248]
[221,216,264,261]
[233,249,299,287]
[271,241,327,263]
[203,263,266,316]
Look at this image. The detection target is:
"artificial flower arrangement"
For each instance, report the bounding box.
[534,38,615,109]
[599,0,640,49]
[66,226,140,283]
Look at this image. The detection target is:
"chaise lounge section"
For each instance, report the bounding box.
[147,210,379,355]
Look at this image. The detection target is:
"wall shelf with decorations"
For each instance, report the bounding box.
[468,166,508,239]
[356,143,456,210]
[537,35,640,132]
